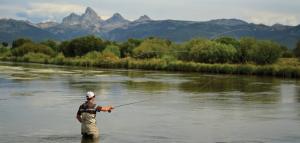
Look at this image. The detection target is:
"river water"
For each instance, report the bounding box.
[0,62,299,143]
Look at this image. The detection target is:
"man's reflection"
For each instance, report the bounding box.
[81,136,100,143]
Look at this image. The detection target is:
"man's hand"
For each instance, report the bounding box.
[76,115,82,123]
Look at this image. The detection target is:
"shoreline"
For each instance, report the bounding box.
[1,57,300,79]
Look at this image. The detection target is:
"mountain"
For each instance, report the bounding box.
[105,19,300,48]
[55,7,103,34]
[36,21,59,29]
[101,13,130,31]
[207,19,248,26]
[134,15,152,23]
[0,19,57,42]
[0,7,300,48]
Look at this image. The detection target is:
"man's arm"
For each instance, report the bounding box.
[76,105,83,123]
[76,114,82,123]
[96,106,114,112]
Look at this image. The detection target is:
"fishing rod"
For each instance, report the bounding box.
[113,98,153,109]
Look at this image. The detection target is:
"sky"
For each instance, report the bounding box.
[0,0,299,26]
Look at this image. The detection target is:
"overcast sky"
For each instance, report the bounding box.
[0,0,299,26]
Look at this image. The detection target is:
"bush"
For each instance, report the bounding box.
[12,38,32,48]
[249,40,282,65]
[103,45,121,57]
[133,38,171,59]
[62,36,106,57]
[236,37,257,63]
[1,42,8,47]
[23,52,50,63]
[214,36,240,48]
[120,38,142,58]
[11,43,55,57]
[294,40,300,58]
[180,39,237,63]
[40,40,59,53]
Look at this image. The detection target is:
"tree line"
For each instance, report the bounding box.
[0,36,300,65]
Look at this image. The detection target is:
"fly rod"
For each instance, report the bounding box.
[113,98,152,109]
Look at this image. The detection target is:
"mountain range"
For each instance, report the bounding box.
[0,7,300,48]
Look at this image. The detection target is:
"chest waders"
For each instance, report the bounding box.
[80,103,99,138]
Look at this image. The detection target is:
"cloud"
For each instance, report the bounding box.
[244,11,299,26]
[16,3,86,22]
[26,3,85,15]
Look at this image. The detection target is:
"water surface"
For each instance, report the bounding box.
[0,62,299,143]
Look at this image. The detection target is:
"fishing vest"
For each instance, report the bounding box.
[78,102,100,137]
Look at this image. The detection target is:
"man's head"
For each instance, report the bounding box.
[86,91,95,102]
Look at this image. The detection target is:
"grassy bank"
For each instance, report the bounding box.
[1,36,300,78]
[2,55,300,78]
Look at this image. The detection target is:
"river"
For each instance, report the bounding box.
[0,62,299,143]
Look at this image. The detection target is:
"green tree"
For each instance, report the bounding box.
[41,40,59,53]
[188,40,237,63]
[281,45,294,58]
[133,38,171,59]
[120,38,142,58]
[62,36,106,57]
[58,40,70,54]
[294,40,300,58]
[177,39,207,61]
[11,43,55,57]
[214,36,240,48]
[237,37,257,63]
[103,45,121,57]
[1,42,8,47]
[249,40,282,65]
[12,38,32,48]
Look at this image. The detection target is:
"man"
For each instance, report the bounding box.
[77,91,114,139]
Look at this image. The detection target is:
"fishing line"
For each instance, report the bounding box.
[113,98,152,109]
[113,76,223,109]
[111,28,243,109]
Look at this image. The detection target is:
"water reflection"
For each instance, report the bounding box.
[179,75,280,93]
[81,137,100,143]
[296,86,300,103]
[124,80,170,92]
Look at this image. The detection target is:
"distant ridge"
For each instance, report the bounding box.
[0,7,300,48]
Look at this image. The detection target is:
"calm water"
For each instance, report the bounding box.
[0,62,300,143]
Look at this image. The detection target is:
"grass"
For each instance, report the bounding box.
[1,54,300,78]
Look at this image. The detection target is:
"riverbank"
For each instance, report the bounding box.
[1,56,300,78]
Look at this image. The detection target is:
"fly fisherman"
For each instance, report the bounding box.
[76,91,114,139]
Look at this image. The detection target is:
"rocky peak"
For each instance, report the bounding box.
[135,15,152,22]
[61,7,102,30]
[62,13,81,25]
[106,13,129,23]
[82,7,100,19]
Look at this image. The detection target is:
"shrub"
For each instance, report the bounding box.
[133,38,171,59]
[120,38,142,58]
[294,40,300,58]
[62,36,106,57]
[249,40,282,65]
[214,36,240,48]
[103,45,121,57]
[236,37,257,63]
[12,38,32,48]
[23,52,50,63]
[11,43,55,57]
[181,39,237,63]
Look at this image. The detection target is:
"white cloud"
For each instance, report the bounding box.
[27,3,85,15]
[14,3,86,22]
[244,11,299,26]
